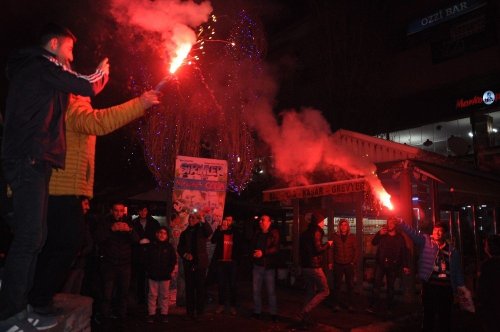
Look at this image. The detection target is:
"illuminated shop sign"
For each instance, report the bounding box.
[456,90,499,109]
[407,0,486,35]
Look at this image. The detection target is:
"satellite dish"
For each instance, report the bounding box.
[447,136,470,156]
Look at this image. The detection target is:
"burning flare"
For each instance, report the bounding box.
[365,174,394,210]
[377,190,394,210]
[169,43,192,74]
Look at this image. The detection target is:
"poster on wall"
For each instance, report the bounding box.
[169,155,228,305]
[170,155,228,244]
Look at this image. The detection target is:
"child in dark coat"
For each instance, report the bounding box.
[145,227,177,323]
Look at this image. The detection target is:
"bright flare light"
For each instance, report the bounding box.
[166,14,235,75]
[378,190,394,210]
[365,173,394,211]
[169,43,192,74]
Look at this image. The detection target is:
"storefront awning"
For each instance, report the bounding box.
[262,179,367,202]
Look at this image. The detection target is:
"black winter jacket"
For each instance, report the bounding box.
[95,215,139,265]
[131,216,161,262]
[251,227,280,269]
[300,223,329,268]
[132,216,160,242]
[177,222,213,270]
[2,47,107,168]
[211,226,243,262]
[145,240,177,281]
[372,231,408,268]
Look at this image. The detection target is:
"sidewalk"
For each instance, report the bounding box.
[91,277,468,332]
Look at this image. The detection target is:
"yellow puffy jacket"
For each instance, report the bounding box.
[49,94,148,198]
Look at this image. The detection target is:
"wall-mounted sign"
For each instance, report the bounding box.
[263,179,366,202]
[456,90,500,110]
[482,90,495,105]
[407,0,486,35]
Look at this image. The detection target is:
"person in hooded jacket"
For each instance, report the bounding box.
[331,218,357,311]
[0,23,108,332]
[144,227,176,323]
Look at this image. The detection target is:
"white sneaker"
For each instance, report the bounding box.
[26,312,58,331]
[0,310,35,332]
[3,321,37,332]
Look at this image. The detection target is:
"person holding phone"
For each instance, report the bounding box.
[95,202,139,321]
[368,217,409,314]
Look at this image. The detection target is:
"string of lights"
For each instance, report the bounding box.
[127,10,264,193]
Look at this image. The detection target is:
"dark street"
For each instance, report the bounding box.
[88,277,476,332]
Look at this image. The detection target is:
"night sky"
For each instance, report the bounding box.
[2,0,489,201]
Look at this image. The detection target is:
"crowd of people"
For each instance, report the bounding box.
[0,22,499,332]
[2,194,500,332]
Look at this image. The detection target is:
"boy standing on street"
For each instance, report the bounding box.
[145,227,177,323]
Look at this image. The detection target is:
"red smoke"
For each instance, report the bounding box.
[241,66,393,208]
[109,0,212,74]
[106,1,393,207]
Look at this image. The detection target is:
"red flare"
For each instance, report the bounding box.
[377,190,394,210]
[169,43,192,74]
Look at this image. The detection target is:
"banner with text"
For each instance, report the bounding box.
[263,179,366,202]
[169,156,227,306]
[170,155,228,242]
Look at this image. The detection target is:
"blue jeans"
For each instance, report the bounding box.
[0,158,51,319]
[302,268,330,314]
[252,265,277,315]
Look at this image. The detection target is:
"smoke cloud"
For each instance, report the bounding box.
[241,61,389,203]
[108,0,212,62]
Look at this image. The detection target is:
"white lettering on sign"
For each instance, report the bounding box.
[420,2,469,27]
[408,0,486,35]
[421,10,444,26]
[445,2,468,16]
[262,179,366,202]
